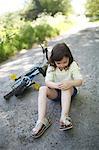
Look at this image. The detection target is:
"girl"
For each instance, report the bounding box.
[32,43,83,138]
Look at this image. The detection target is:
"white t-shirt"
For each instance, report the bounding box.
[45,61,83,83]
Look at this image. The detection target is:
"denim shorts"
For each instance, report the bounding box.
[51,87,77,102]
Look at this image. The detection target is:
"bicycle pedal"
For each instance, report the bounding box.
[9,74,17,80]
[33,83,40,90]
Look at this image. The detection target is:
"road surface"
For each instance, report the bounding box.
[0,23,99,150]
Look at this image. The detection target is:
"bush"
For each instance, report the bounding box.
[0,18,59,62]
[0,13,74,63]
[14,23,35,50]
[34,23,59,43]
[85,0,99,21]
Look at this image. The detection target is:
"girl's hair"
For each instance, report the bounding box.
[49,43,73,68]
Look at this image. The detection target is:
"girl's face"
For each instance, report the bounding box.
[55,56,69,70]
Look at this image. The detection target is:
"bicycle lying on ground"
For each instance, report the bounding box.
[4,44,49,100]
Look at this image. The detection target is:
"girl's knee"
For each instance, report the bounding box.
[39,86,47,91]
[39,86,52,97]
[39,86,49,94]
[62,88,73,95]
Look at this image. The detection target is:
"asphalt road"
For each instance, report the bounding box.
[0,23,99,150]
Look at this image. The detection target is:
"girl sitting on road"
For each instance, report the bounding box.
[32,42,83,138]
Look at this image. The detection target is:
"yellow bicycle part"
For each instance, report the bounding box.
[33,82,40,91]
[9,74,17,80]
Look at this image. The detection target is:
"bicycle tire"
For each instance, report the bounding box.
[4,90,15,100]
[4,80,26,100]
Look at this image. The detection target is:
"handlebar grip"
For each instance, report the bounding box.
[4,90,15,100]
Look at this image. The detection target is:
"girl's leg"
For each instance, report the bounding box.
[37,86,47,123]
[60,88,73,121]
[32,86,58,134]
[38,86,58,122]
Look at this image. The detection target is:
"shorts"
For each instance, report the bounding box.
[51,87,77,102]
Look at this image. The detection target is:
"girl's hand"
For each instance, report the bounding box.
[46,81,62,89]
[58,80,73,90]
[55,82,62,89]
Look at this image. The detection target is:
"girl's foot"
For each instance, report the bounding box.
[32,118,52,138]
[59,116,73,131]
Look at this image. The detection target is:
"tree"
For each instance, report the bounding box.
[20,0,36,20]
[20,0,72,21]
[85,0,99,20]
[40,0,71,16]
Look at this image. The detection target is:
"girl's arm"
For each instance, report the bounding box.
[58,79,83,90]
[45,81,60,89]
[69,79,83,87]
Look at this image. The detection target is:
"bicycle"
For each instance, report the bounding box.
[4,44,48,100]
